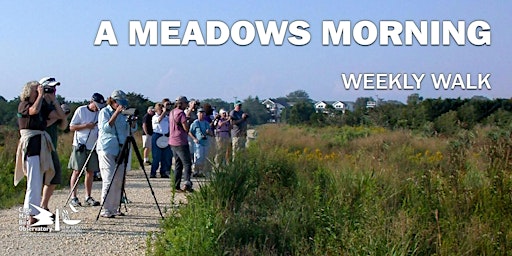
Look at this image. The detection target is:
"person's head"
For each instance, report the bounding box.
[38,77,60,95]
[175,96,189,110]
[197,108,206,120]
[234,100,242,111]
[147,106,155,114]
[154,103,163,114]
[90,92,106,111]
[108,90,128,109]
[20,81,40,102]
[188,99,199,110]
[219,109,227,118]
[61,104,71,115]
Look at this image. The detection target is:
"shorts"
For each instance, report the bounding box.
[142,134,152,149]
[49,150,62,185]
[68,146,100,172]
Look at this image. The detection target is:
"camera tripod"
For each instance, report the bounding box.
[95,132,164,220]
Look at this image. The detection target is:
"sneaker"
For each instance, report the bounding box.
[70,197,82,207]
[160,174,170,178]
[100,211,115,218]
[115,210,126,216]
[144,160,152,165]
[184,186,195,193]
[150,174,157,178]
[85,196,100,206]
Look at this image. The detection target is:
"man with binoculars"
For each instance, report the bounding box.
[68,93,106,207]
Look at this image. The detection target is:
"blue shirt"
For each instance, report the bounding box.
[97,105,134,156]
[190,119,210,146]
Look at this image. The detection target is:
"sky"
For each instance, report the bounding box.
[1,1,510,104]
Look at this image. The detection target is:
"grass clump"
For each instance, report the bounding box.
[147,124,511,254]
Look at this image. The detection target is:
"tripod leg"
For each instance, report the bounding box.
[129,136,165,219]
[96,141,130,221]
[64,141,97,208]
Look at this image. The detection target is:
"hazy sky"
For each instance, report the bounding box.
[2,1,510,103]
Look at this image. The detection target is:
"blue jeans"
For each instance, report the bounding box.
[151,133,172,177]
[171,145,192,189]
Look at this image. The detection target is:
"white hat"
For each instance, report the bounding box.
[39,77,60,86]
[156,135,169,148]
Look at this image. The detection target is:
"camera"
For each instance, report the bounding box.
[77,143,87,153]
[43,86,56,94]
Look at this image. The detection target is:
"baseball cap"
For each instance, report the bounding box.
[234,100,242,106]
[147,106,155,111]
[111,90,128,107]
[197,108,205,112]
[91,93,106,109]
[175,96,189,103]
[219,109,227,114]
[39,77,60,87]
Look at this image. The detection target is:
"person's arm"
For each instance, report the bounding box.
[28,86,44,116]
[107,105,123,127]
[188,121,198,143]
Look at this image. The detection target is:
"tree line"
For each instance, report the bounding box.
[1,92,511,136]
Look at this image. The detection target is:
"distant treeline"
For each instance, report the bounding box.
[291,95,512,136]
[2,93,511,136]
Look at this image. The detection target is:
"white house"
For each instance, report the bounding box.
[262,98,288,122]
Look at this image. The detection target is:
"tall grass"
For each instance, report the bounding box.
[149,124,512,254]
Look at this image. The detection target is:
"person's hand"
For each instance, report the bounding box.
[242,113,248,119]
[36,85,44,96]
[86,122,96,129]
[115,104,124,114]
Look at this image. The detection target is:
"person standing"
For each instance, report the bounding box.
[142,106,154,165]
[14,79,65,226]
[68,93,106,207]
[229,100,249,159]
[96,90,132,218]
[150,103,171,178]
[189,108,212,177]
[38,77,67,214]
[169,96,194,192]
[214,109,231,166]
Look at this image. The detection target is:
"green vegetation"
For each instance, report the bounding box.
[149,124,512,255]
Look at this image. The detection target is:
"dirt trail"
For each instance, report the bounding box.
[0,170,199,255]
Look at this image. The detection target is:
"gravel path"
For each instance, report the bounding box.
[0,169,202,255]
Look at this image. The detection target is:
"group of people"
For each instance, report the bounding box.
[15,77,250,223]
[143,98,250,180]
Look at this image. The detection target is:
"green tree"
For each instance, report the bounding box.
[286,90,311,103]
[242,96,270,125]
[283,101,315,125]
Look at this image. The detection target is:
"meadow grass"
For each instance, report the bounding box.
[149,124,512,255]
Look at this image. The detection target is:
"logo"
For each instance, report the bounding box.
[19,204,82,234]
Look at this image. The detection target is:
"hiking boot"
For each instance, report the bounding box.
[70,197,82,207]
[85,196,100,206]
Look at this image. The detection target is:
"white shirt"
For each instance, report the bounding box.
[69,105,99,149]
[152,113,169,135]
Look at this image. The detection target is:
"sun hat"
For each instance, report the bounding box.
[111,90,128,107]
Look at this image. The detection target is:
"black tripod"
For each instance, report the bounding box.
[96,129,164,220]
